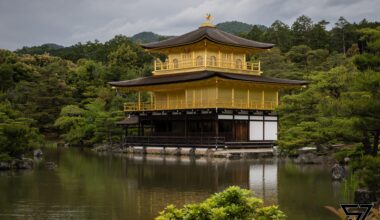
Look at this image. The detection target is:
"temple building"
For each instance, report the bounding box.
[110,16,306,148]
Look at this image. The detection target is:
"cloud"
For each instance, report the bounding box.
[0,0,379,50]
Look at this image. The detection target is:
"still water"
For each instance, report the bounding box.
[0,148,352,220]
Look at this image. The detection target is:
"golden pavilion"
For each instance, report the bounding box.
[110,16,306,148]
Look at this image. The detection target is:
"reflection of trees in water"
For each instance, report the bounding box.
[0,150,348,220]
[277,162,348,220]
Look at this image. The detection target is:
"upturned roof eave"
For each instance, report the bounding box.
[141,36,274,50]
[109,71,307,89]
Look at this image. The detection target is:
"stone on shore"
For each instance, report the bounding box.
[0,161,11,170]
[331,164,345,180]
[355,188,380,205]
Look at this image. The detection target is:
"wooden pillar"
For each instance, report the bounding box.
[232,88,235,107]
[215,114,219,138]
[138,91,141,111]
[192,51,195,66]
[150,92,154,110]
[215,82,219,107]
[200,116,203,138]
[247,88,250,109]
[151,118,153,136]
[184,114,188,137]
[261,90,265,109]
[138,121,141,136]
[258,61,261,74]
[141,123,144,136]
[232,112,235,141]
[192,89,195,108]
[185,89,188,108]
[276,90,279,107]
[218,49,221,67]
[243,53,246,70]
[231,51,234,68]
[204,41,207,67]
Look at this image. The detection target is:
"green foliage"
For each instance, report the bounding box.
[156,186,286,220]
[244,15,379,54]
[355,156,380,191]
[277,67,361,151]
[216,21,254,35]
[354,26,380,71]
[0,102,43,159]
[131,32,170,43]
[55,99,124,146]
[1,40,144,150]
[333,144,365,163]
[15,43,64,55]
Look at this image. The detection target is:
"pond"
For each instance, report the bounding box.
[0,148,353,219]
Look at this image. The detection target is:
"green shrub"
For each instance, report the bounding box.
[156,186,286,220]
[355,156,380,191]
[333,144,365,163]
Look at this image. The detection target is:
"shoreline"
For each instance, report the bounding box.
[0,158,34,171]
[92,144,336,164]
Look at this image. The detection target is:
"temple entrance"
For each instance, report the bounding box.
[234,121,248,141]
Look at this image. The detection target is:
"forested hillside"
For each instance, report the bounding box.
[1,15,380,160]
[216,21,255,34]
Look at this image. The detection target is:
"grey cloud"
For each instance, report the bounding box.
[0,0,379,50]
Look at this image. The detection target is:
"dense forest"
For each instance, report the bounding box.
[1,15,379,161]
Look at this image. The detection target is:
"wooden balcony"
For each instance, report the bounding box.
[153,58,261,75]
[124,99,277,112]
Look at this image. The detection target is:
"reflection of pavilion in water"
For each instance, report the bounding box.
[122,156,279,200]
[249,163,278,204]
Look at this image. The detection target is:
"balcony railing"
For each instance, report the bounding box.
[154,57,261,75]
[124,99,277,112]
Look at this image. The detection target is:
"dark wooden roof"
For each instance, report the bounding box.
[109,71,307,87]
[141,26,274,50]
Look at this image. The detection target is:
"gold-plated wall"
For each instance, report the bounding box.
[124,84,279,112]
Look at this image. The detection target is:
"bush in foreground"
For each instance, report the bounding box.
[156,186,286,220]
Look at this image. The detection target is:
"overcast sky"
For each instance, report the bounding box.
[0,0,379,50]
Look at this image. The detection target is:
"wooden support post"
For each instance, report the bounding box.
[151,119,153,136]
[231,51,234,68]
[141,123,144,136]
[276,91,279,107]
[215,82,219,107]
[215,115,219,138]
[232,112,235,141]
[247,88,250,108]
[218,49,221,67]
[138,91,141,111]
[232,88,235,107]
[204,41,207,67]
[258,61,261,74]
[261,90,265,109]
[150,92,154,110]
[138,121,141,136]
[192,89,195,108]
[243,53,246,70]
[192,51,195,66]
[184,114,188,137]
[185,89,188,108]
